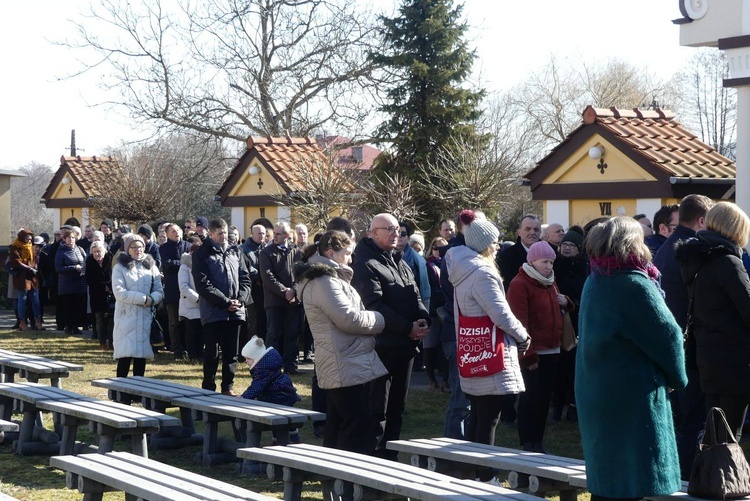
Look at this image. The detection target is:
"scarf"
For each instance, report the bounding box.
[13,238,33,265]
[522,262,555,286]
[589,254,659,281]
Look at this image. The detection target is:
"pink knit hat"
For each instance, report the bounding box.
[527,241,556,263]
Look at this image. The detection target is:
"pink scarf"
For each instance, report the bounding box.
[589,254,660,281]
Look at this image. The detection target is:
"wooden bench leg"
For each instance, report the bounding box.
[282,467,304,501]
[96,425,117,454]
[508,471,530,489]
[131,432,148,458]
[13,409,37,455]
[58,415,81,455]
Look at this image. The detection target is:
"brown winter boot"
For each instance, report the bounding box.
[34,318,46,331]
[18,320,27,331]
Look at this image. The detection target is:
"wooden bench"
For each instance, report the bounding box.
[172,392,325,472]
[0,382,180,457]
[387,437,586,501]
[238,443,544,501]
[0,418,18,443]
[91,376,213,450]
[0,349,83,388]
[50,451,278,501]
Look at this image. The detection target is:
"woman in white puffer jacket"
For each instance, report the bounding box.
[178,240,204,362]
[446,210,529,482]
[112,233,163,377]
[295,230,386,454]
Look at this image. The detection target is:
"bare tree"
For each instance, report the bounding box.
[90,133,232,222]
[674,48,737,158]
[272,153,364,235]
[63,0,382,143]
[510,55,669,154]
[11,163,55,236]
[359,172,423,225]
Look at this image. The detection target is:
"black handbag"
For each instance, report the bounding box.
[150,311,165,347]
[688,407,750,499]
[148,274,165,347]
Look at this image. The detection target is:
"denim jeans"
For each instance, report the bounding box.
[17,289,41,321]
[442,340,470,439]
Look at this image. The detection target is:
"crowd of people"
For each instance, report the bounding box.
[7,195,750,499]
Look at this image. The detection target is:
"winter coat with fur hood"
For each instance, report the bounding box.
[112,253,163,360]
[296,254,387,389]
[446,244,528,396]
[178,253,200,320]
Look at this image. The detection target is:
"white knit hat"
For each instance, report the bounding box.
[241,336,271,370]
[459,209,499,253]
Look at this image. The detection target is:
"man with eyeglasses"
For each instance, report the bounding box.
[352,213,430,460]
[260,222,304,374]
[645,204,679,255]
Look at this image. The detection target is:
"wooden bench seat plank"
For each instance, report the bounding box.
[0,382,85,404]
[172,395,299,426]
[37,400,141,428]
[91,377,213,401]
[196,394,313,424]
[51,452,276,501]
[239,444,542,501]
[0,419,19,432]
[240,446,480,500]
[388,438,586,482]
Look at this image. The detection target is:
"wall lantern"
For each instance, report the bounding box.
[588,145,604,160]
[248,165,261,176]
[61,175,71,185]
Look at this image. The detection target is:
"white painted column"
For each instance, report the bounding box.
[231,207,244,237]
[81,207,90,228]
[277,206,291,224]
[636,199,663,220]
[736,86,750,214]
[52,208,61,228]
[544,200,569,228]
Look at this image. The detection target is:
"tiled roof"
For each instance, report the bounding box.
[314,135,380,171]
[42,155,123,201]
[247,136,328,193]
[582,106,734,179]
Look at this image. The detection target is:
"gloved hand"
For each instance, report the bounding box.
[517,336,531,354]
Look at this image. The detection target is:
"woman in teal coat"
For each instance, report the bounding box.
[576,217,687,501]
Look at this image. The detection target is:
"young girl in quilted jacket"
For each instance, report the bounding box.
[240,336,302,444]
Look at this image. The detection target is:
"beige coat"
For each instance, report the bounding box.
[296,255,387,389]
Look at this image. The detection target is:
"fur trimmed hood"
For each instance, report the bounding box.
[295,254,353,296]
[117,251,156,270]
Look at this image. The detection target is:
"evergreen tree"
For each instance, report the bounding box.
[372,0,484,184]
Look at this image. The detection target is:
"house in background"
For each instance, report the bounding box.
[216,136,332,234]
[524,106,735,227]
[315,135,380,171]
[41,156,122,228]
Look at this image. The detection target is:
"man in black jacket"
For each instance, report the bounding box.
[654,194,713,479]
[192,218,252,395]
[159,223,191,359]
[352,213,430,459]
[240,224,267,340]
[497,215,541,290]
[260,222,303,374]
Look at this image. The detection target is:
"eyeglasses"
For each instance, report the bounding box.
[372,226,399,234]
[130,244,145,250]
[274,232,286,237]
[560,242,577,248]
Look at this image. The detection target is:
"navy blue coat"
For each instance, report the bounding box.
[653,225,695,330]
[55,244,87,295]
[192,238,252,325]
[241,348,301,406]
[159,239,190,304]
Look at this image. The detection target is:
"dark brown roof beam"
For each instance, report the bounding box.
[669,176,735,184]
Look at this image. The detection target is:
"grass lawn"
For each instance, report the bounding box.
[0,326,584,500]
